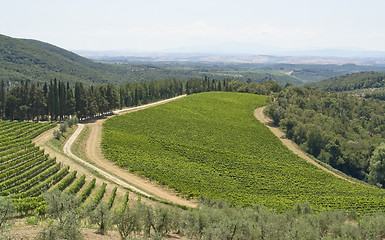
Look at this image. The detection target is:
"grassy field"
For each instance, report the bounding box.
[102,92,385,213]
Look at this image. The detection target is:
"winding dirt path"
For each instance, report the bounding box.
[254,106,358,184]
[74,95,197,208]
[63,124,151,197]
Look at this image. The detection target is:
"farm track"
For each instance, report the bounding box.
[79,95,197,208]
[254,106,358,185]
[35,95,197,208]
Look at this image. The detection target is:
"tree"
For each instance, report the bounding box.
[113,205,141,240]
[47,80,55,121]
[306,125,325,157]
[53,78,60,120]
[0,79,6,119]
[53,130,62,140]
[37,190,83,240]
[65,82,75,117]
[0,196,15,239]
[75,82,88,119]
[60,122,68,134]
[89,203,111,235]
[368,142,385,187]
[59,81,66,120]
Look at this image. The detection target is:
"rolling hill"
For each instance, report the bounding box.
[1,34,203,86]
[312,71,385,100]
[312,71,385,92]
[0,34,299,86]
[0,34,115,85]
[102,92,385,214]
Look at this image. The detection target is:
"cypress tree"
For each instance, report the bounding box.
[53,78,59,121]
[48,80,54,121]
[66,82,75,117]
[0,79,5,119]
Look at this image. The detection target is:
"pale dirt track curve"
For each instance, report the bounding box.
[71,95,197,208]
[254,106,358,184]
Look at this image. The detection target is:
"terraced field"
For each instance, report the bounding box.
[102,92,385,213]
[0,121,124,215]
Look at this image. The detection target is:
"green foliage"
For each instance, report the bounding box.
[313,71,385,92]
[103,92,385,214]
[66,174,86,195]
[89,202,111,235]
[52,171,77,192]
[59,122,68,133]
[86,182,106,211]
[0,121,70,215]
[79,178,96,203]
[119,191,129,213]
[369,143,385,187]
[44,190,82,221]
[106,187,117,210]
[265,86,385,181]
[66,116,78,128]
[38,190,83,240]
[0,196,15,236]
[0,34,141,86]
[53,130,62,140]
[113,204,141,239]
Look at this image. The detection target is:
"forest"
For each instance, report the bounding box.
[264,85,385,185]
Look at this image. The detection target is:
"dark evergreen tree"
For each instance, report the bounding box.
[75,82,88,119]
[0,79,6,119]
[65,82,75,117]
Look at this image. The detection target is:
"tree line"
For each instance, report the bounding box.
[0,77,282,121]
[0,78,184,121]
[3,192,385,240]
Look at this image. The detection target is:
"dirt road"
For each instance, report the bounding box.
[70,95,197,208]
[254,106,358,184]
[63,124,151,197]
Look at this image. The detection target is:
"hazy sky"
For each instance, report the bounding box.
[1,0,385,52]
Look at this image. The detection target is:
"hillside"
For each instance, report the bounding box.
[5,34,385,88]
[0,34,112,85]
[102,92,385,213]
[312,71,385,92]
[0,34,198,85]
[0,34,299,86]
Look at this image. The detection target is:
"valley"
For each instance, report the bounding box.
[3,34,385,239]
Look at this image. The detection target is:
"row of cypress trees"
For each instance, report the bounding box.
[0,78,185,121]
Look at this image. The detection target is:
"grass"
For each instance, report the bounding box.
[46,125,77,152]
[70,125,90,161]
[102,92,385,214]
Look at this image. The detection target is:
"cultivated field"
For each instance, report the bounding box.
[0,120,128,216]
[103,92,385,213]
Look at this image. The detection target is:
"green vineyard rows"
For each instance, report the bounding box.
[102,92,385,214]
[0,121,121,215]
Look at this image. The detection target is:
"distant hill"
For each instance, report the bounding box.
[312,71,385,92]
[0,34,300,86]
[312,71,385,100]
[3,34,385,87]
[0,34,118,85]
[1,34,212,86]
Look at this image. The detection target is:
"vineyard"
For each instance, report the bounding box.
[102,92,385,214]
[0,120,124,215]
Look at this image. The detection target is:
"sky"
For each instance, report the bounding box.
[1,0,385,52]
